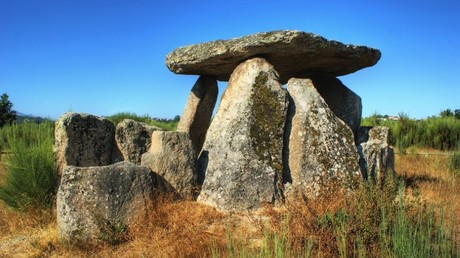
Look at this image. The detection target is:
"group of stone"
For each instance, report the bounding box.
[55,30,394,241]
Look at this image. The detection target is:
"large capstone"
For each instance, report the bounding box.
[197,57,288,211]
[284,78,360,198]
[54,113,122,176]
[57,162,158,241]
[176,75,218,152]
[115,119,164,165]
[166,30,381,84]
[141,131,197,196]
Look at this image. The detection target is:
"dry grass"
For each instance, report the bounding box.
[0,149,459,257]
[395,149,460,240]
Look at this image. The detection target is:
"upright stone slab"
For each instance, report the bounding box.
[54,113,121,176]
[358,126,394,184]
[311,76,362,138]
[177,75,218,152]
[284,78,360,198]
[197,57,288,211]
[57,162,157,241]
[115,119,163,165]
[141,131,197,196]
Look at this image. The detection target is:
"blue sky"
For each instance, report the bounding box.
[1,0,459,119]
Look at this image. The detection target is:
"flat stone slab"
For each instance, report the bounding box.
[166,30,381,83]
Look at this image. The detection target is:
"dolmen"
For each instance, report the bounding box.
[55,30,394,241]
[167,30,392,210]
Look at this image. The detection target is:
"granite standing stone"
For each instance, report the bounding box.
[311,76,362,138]
[358,126,395,184]
[115,119,163,165]
[141,131,197,196]
[57,162,157,241]
[284,78,361,198]
[177,75,218,152]
[54,113,122,176]
[197,57,288,211]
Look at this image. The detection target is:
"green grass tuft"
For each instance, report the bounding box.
[0,122,56,211]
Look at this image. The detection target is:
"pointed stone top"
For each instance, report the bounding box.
[166,30,381,84]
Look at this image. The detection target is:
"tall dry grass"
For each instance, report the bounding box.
[0,150,459,257]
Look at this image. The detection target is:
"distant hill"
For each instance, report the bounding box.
[15,112,50,123]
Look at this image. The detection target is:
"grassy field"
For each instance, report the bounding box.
[0,115,459,257]
[0,149,458,257]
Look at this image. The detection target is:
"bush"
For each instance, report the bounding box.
[362,114,460,151]
[107,112,179,131]
[0,122,56,211]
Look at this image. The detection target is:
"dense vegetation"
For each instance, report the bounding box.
[107,112,179,131]
[362,111,460,152]
[0,122,55,211]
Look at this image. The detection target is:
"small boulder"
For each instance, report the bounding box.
[57,162,157,241]
[141,131,197,196]
[115,119,164,165]
[197,57,288,211]
[54,113,122,176]
[166,30,381,83]
[176,75,218,152]
[284,78,361,198]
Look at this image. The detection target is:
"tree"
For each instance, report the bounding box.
[440,108,453,118]
[0,93,16,127]
[455,109,460,120]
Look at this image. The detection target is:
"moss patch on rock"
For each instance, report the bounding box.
[249,71,286,199]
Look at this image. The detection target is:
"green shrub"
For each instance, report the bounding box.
[0,122,56,211]
[362,114,460,151]
[107,112,178,131]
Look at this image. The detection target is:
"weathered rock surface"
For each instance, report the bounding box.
[284,78,360,198]
[57,162,157,241]
[311,76,362,138]
[115,119,163,165]
[197,57,288,211]
[54,113,122,176]
[141,131,197,196]
[368,125,391,143]
[166,30,381,84]
[177,75,218,152]
[358,126,395,183]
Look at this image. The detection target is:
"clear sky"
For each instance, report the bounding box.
[1,0,459,120]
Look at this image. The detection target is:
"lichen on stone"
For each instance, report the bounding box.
[249,71,286,200]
